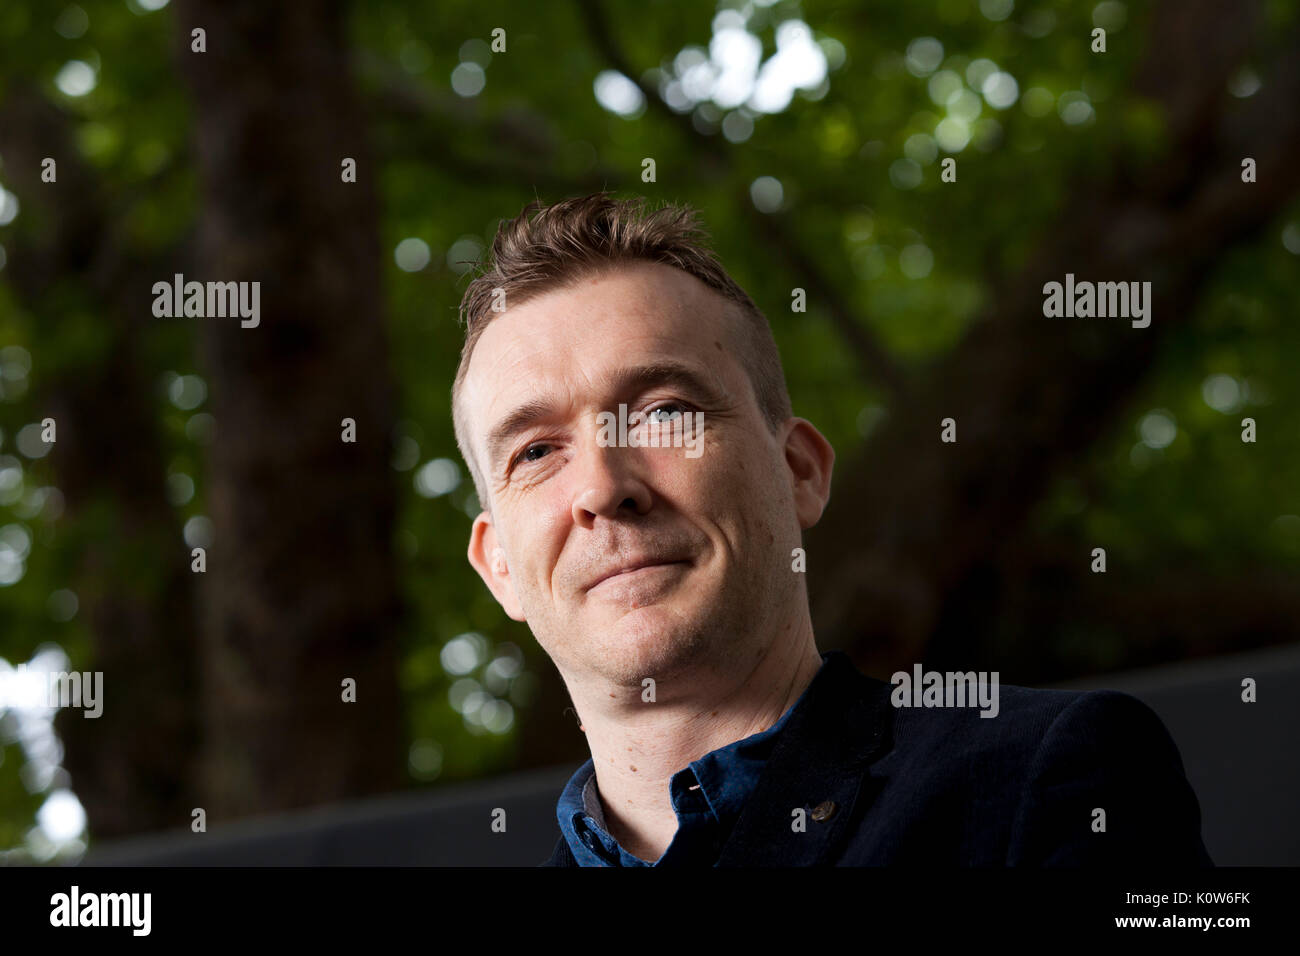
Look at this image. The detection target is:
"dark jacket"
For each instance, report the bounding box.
[541,650,1213,866]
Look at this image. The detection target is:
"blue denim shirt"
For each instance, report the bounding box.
[556,655,827,866]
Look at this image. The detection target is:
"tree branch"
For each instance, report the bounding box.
[574,0,911,401]
[804,0,1300,672]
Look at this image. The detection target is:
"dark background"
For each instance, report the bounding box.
[0,0,1296,864]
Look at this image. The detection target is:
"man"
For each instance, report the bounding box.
[451,192,1213,867]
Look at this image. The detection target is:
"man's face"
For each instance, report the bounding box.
[461,260,828,689]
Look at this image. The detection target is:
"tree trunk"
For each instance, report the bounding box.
[175,0,405,818]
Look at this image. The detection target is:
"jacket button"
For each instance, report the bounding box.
[810,800,838,822]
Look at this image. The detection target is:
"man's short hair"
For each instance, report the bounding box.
[451,191,793,512]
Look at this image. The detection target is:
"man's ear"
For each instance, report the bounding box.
[468,513,527,622]
[783,418,835,530]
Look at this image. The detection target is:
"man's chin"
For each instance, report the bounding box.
[581,606,711,684]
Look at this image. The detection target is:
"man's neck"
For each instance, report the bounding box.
[571,627,824,863]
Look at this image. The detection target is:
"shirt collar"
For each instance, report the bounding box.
[555,653,828,865]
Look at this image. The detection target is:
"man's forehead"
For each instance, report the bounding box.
[463,263,744,425]
[481,262,722,354]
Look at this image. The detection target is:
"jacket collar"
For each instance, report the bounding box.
[715,649,894,865]
[543,830,576,866]
[543,650,894,867]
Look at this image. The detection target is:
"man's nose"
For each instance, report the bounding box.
[570,437,652,527]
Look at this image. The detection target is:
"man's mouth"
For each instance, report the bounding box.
[586,558,691,592]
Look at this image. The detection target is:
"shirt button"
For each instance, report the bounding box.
[810,800,838,822]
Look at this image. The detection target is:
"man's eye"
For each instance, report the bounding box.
[646,402,689,423]
[514,443,551,466]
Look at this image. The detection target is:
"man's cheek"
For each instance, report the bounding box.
[677,449,731,491]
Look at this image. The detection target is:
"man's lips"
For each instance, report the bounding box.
[585,558,690,592]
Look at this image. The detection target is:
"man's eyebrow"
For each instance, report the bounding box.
[485,396,559,473]
[484,360,730,471]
